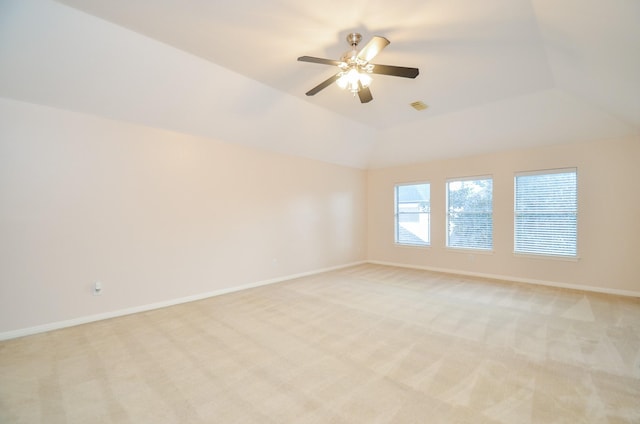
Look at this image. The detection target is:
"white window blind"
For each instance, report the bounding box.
[446,177,493,250]
[395,183,430,246]
[514,169,577,257]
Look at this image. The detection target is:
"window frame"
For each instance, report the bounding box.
[514,168,578,259]
[446,175,494,251]
[394,181,431,247]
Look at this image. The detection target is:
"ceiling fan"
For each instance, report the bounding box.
[297,33,419,103]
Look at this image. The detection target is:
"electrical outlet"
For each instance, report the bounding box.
[93,281,102,296]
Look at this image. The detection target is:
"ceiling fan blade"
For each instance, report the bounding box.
[305,73,340,96]
[357,36,390,62]
[370,64,419,78]
[357,83,373,103]
[297,56,342,66]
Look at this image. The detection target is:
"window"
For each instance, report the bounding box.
[395,183,430,246]
[447,177,493,250]
[514,169,577,257]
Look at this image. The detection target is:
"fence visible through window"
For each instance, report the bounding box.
[395,183,430,246]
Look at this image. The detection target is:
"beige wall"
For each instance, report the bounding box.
[0,99,367,334]
[2,96,638,336]
[367,136,640,295]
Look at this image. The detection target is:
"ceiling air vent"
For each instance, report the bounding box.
[410,101,428,111]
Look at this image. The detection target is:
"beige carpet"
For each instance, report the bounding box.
[1,264,639,423]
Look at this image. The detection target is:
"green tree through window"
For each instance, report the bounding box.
[447,177,493,250]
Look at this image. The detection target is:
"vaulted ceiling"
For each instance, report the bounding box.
[1,0,638,168]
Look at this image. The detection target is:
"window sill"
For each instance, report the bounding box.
[513,252,580,262]
[395,242,431,250]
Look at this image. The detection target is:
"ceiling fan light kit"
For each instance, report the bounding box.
[298,33,419,103]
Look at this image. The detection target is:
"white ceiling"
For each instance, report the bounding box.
[1,0,639,168]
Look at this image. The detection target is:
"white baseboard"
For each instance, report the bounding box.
[367,260,640,298]
[0,261,366,341]
[5,259,636,341]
